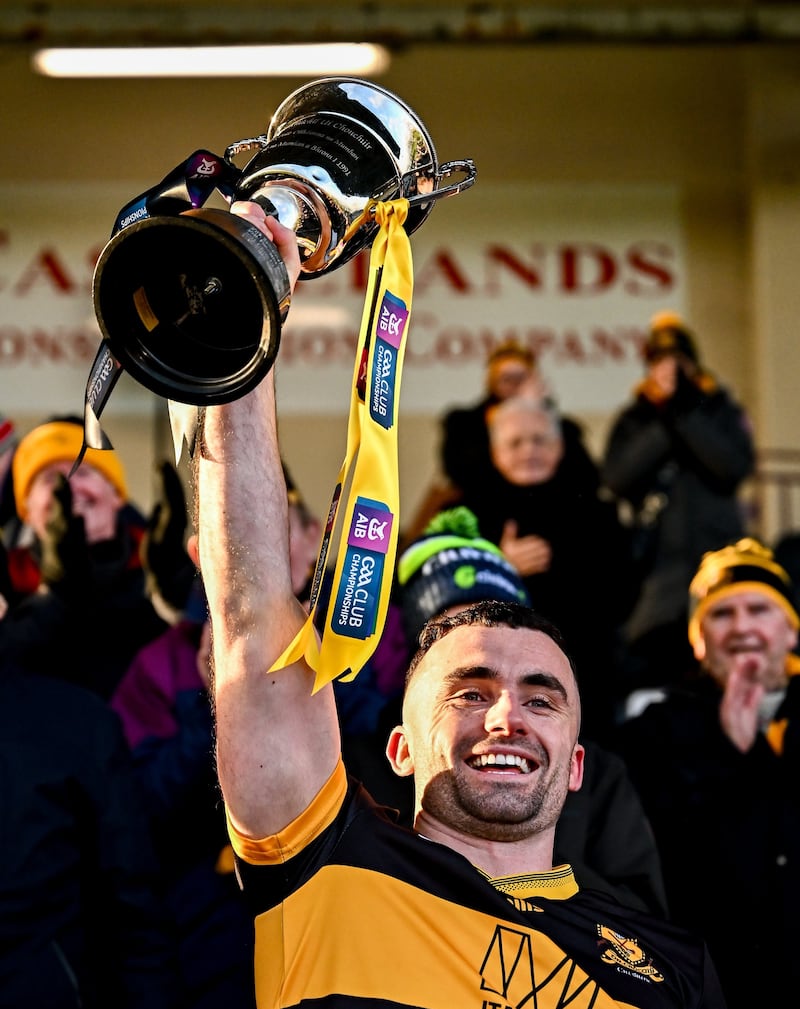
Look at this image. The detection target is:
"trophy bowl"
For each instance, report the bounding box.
[232,76,451,277]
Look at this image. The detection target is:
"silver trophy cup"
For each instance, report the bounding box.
[91,76,476,407]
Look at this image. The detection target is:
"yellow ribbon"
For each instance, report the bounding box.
[270,199,413,692]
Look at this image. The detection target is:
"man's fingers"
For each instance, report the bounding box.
[229,200,302,288]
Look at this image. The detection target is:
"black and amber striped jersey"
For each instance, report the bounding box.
[229,760,726,1009]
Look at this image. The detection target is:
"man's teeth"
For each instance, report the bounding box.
[470,753,531,773]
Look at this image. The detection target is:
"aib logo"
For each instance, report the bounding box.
[348,502,393,555]
[353,513,389,543]
[376,291,408,349]
[380,304,403,337]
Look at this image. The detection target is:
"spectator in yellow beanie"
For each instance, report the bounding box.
[613,537,800,1009]
[1,415,169,699]
[13,418,129,547]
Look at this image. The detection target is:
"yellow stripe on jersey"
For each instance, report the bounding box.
[253,862,637,1009]
[226,759,347,864]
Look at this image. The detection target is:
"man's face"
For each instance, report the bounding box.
[646,353,679,392]
[490,409,564,486]
[395,624,584,842]
[695,589,799,691]
[487,356,534,401]
[25,460,123,545]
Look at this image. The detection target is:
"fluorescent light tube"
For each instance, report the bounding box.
[32,43,391,78]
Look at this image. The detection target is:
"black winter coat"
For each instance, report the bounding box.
[0,665,179,1009]
[601,373,755,645]
[613,674,800,1009]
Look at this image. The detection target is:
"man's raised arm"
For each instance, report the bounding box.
[196,206,341,839]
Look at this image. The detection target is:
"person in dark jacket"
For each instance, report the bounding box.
[0,659,180,1009]
[601,310,755,693]
[111,599,258,1009]
[440,338,598,504]
[401,338,598,548]
[462,396,635,737]
[614,538,800,1009]
[0,418,168,699]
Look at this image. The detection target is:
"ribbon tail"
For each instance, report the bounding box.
[167,401,202,464]
[72,340,122,475]
[268,620,323,685]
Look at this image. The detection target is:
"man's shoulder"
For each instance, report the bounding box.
[567,885,712,963]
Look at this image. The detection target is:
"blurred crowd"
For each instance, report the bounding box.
[1,308,798,1009]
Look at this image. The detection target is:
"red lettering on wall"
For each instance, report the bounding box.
[591,327,643,360]
[0,325,98,364]
[278,321,649,368]
[13,249,76,294]
[624,242,675,294]
[279,326,358,365]
[483,245,545,294]
[414,250,472,294]
[0,328,24,362]
[559,244,616,293]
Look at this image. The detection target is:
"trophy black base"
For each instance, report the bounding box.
[92,208,291,405]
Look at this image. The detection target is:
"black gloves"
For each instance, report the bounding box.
[140,460,196,617]
[664,364,705,417]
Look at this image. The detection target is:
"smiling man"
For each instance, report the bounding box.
[197,201,726,1009]
[615,538,800,1009]
[386,607,584,862]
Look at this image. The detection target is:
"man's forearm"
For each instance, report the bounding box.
[197,371,340,837]
[198,374,295,643]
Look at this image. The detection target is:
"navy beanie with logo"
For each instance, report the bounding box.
[397,506,530,645]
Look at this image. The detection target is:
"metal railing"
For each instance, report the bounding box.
[742,448,800,546]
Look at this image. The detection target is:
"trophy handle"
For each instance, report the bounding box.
[226,138,477,213]
[404,159,477,210]
[224,136,269,162]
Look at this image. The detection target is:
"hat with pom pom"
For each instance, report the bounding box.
[644,309,699,365]
[397,506,530,645]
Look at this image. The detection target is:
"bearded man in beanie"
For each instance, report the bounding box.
[0,415,169,698]
[613,538,800,1009]
[601,310,755,694]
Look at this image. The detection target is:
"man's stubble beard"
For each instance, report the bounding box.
[419,757,569,843]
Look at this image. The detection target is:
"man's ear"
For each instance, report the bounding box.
[187,532,200,567]
[568,742,585,794]
[386,725,414,778]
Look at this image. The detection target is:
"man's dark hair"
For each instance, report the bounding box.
[405,599,577,688]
